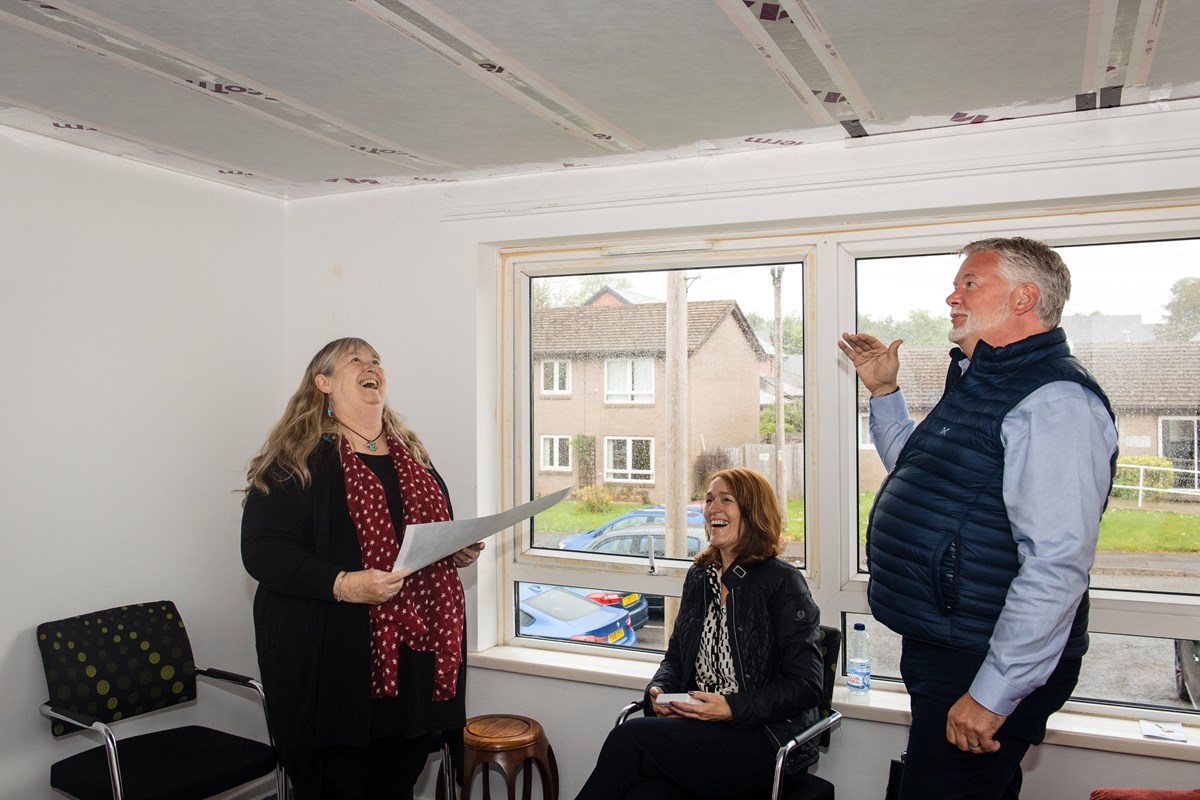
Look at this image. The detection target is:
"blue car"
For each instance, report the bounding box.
[564,586,650,630]
[558,504,704,551]
[518,584,637,647]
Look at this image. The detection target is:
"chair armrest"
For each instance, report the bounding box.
[41,703,110,735]
[615,699,647,728]
[770,710,842,800]
[41,704,124,799]
[195,667,274,749]
[195,666,259,689]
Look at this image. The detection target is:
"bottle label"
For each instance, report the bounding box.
[847,668,871,690]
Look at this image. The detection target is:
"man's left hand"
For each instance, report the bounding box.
[946,693,1005,754]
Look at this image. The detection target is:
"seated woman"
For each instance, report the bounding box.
[575,467,825,800]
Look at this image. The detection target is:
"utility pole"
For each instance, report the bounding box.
[663,271,689,634]
[771,266,787,520]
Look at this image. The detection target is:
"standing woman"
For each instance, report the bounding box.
[575,468,824,800]
[242,337,483,800]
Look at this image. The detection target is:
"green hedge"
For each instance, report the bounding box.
[1112,456,1175,500]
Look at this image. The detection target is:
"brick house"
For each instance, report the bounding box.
[856,342,1200,493]
[533,299,768,503]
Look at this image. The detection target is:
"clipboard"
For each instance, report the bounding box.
[392,486,572,574]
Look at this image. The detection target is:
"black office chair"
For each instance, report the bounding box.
[616,624,842,800]
[36,600,284,800]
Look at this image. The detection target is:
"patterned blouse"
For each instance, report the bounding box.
[694,564,739,694]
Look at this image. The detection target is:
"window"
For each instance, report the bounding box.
[541,360,571,395]
[513,254,808,653]
[855,239,1200,596]
[605,436,654,482]
[852,236,1199,715]
[505,217,1197,716]
[605,358,654,403]
[1160,417,1199,490]
[857,413,873,449]
[540,435,571,471]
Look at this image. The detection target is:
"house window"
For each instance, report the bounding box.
[605,358,654,403]
[1160,417,1199,490]
[540,435,571,471]
[541,360,571,395]
[857,413,873,449]
[605,436,655,482]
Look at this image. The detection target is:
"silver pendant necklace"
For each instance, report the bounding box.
[333,416,384,451]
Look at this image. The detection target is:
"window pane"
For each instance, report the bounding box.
[855,240,1200,595]
[515,581,672,653]
[528,263,808,582]
[844,613,1200,712]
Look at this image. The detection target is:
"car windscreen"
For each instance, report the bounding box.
[523,588,605,621]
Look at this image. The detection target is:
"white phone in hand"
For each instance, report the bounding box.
[654,692,702,705]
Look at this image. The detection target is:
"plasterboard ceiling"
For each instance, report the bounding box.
[2,0,1197,199]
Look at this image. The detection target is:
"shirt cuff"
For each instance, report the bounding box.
[869,387,908,420]
[969,661,1025,717]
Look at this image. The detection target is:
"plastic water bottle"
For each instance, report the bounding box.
[847,622,871,694]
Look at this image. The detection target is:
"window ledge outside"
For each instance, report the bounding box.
[469,646,1200,763]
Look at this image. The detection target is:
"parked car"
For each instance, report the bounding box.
[581,523,709,619]
[565,586,650,630]
[517,584,637,646]
[557,504,704,551]
[1175,638,1199,708]
[581,522,708,560]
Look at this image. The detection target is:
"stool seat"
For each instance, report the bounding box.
[439,714,558,800]
[466,715,544,751]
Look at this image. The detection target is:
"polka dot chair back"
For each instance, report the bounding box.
[36,601,198,736]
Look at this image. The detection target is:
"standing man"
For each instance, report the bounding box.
[839,237,1118,800]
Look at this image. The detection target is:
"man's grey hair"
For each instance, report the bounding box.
[959,237,1071,328]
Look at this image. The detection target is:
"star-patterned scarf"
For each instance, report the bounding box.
[338,430,465,701]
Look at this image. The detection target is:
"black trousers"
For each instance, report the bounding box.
[575,715,777,800]
[897,638,1082,800]
[306,734,435,800]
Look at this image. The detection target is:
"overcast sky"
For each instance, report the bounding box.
[543,238,1196,325]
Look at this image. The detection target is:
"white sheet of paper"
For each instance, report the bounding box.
[1139,719,1186,741]
[392,486,572,574]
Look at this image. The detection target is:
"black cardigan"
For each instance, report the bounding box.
[241,441,465,788]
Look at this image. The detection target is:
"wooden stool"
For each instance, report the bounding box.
[439,714,559,800]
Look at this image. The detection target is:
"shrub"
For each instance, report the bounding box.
[694,449,731,494]
[574,485,613,514]
[1111,455,1175,500]
[572,434,597,488]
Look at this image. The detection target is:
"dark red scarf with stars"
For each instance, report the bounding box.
[338,430,464,701]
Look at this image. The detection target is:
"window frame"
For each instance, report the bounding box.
[541,359,572,396]
[495,207,1200,721]
[1159,415,1200,490]
[603,435,655,483]
[604,357,655,404]
[539,434,572,472]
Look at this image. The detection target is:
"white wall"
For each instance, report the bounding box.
[3,100,1198,799]
[0,127,285,799]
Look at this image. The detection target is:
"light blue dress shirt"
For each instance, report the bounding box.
[869,358,1118,716]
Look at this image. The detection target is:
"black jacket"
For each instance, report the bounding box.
[648,555,824,769]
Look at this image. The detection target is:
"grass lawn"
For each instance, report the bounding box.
[534,494,1199,554]
[856,493,1200,553]
[533,497,807,541]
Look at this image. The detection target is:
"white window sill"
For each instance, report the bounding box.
[469,646,1200,763]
